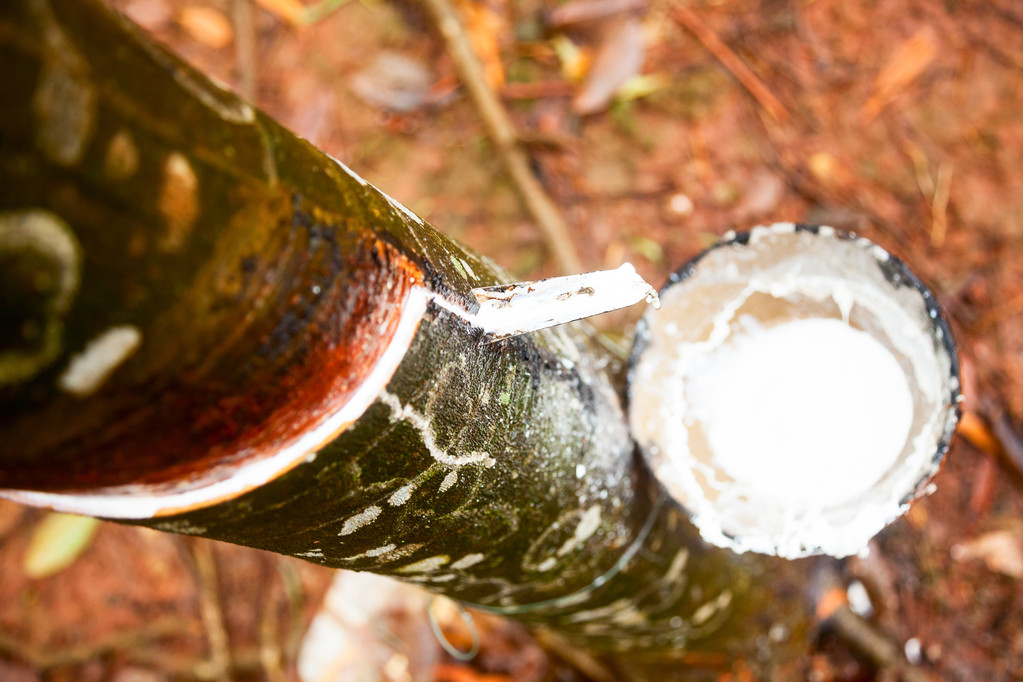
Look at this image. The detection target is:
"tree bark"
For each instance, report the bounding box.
[0,0,818,675]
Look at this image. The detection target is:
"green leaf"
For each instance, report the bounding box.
[616,73,671,103]
[627,236,665,265]
[23,513,101,579]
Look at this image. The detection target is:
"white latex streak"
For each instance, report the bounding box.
[469,264,659,340]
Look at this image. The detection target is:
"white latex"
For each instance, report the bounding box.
[685,318,913,507]
[629,224,959,558]
[469,264,659,339]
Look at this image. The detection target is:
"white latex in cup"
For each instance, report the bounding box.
[628,224,961,559]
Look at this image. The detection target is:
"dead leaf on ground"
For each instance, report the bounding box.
[23,513,101,579]
[252,0,306,25]
[958,410,1002,458]
[0,500,25,541]
[457,0,507,89]
[808,151,857,191]
[951,529,1023,579]
[616,73,670,103]
[546,0,647,30]
[298,571,440,682]
[350,53,434,113]
[179,5,234,49]
[433,663,512,682]
[573,16,646,115]
[969,449,998,516]
[734,169,786,220]
[122,0,174,31]
[861,26,938,122]
[552,34,592,83]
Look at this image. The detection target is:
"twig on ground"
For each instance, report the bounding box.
[968,445,998,516]
[750,116,908,243]
[960,405,1023,487]
[671,6,790,123]
[233,0,258,101]
[976,290,1023,331]
[534,629,617,682]
[127,645,272,679]
[190,540,232,679]
[985,401,1023,484]
[420,0,584,274]
[930,163,953,247]
[901,140,953,248]
[829,607,934,682]
[276,556,308,663]
[501,81,575,100]
[0,617,190,669]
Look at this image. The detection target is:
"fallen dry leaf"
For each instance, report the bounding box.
[616,72,670,102]
[349,52,434,113]
[573,16,646,115]
[122,0,174,31]
[546,0,648,29]
[552,34,592,83]
[814,587,849,620]
[952,529,1023,579]
[968,448,998,516]
[958,410,1002,458]
[433,663,512,682]
[808,151,856,190]
[0,499,24,541]
[734,168,786,220]
[298,572,440,682]
[457,0,507,89]
[905,500,928,530]
[179,5,234,49]
[23,513,101,579]
[861,27,938,122]
[252,0,302,24]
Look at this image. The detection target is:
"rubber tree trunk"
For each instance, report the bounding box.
[0,0,817,676]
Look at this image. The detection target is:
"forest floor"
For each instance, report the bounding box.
[3,0,1023,680]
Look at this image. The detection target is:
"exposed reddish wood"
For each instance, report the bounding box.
[0,231,422,493]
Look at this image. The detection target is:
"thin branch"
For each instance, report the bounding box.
[258,586,285,682]
[420,0,584,274]
[190,540,232,679]
[276,556,308,663]
[233,0,258,101]
[534,629,617,682]
[671,6,791,123]
[124,645,274,679]
[501,81,575,100]
[0,618,190,669]
[977,398,1023,486]
[991,409,1023,474]
[830,607,934,682]
[957,407,1023,492]
[976,290,1023,331]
